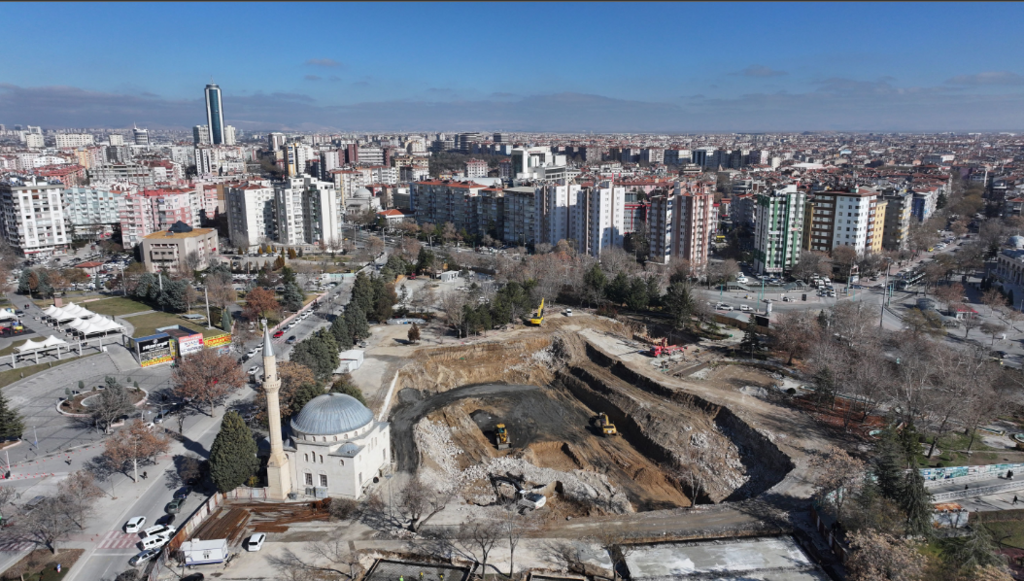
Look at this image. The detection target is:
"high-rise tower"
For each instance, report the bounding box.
[205,83,225,145]
[261,320,292,499]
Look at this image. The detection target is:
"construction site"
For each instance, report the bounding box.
[388,315,802,520]
[171,311,836,580]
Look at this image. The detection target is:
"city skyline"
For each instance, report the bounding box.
[3,2,1024,132]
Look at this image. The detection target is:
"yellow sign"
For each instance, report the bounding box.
[204,333,231,348]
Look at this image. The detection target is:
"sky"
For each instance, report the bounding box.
[3,2,1024,133]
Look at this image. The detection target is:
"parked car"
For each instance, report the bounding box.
[273,330,284,338]
[138,533,171,551]
[246,348,258,358]
[716,303,734,311]
[174,486,193,500]
[248,366,260,375]
[286,336,297,344]
[165,498,184,514]
[245,533,266,552]
[129,548,162,567]
[739,305,753,312]
[156,514,176,526]
[124,516,146,534]
[141,524,171,539]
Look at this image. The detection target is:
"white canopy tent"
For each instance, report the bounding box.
[0,311,18,322]
[14,338,45,353]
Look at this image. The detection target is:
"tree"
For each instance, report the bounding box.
[439,291,469,336]
[705,259,740,288]
[4,495,76,554]
[792,250,833,281]
[739,319,762,358]
[441,222,458,246]
[981,321,1007,347]
[282,282,305,312]
[771,311,819,364]
[243,287,280,321]
[662,282,694,330]
[903,308,947,338]
[897,467,933,537]
[58,470,103,529]
[980,288,1007,315]
[92,379,136,434]
[346,304,370,341]
[407,322,421,344]
[330,374,367,406]
[290,330,340,381]
[0,390,24,441]
[254,362,321,425]
[400,477,452,532]
[939,523,1003,577]
[810,446,865,524]
[832,245,859,278]
[459,520,503,580]
[846,530,926,581]
[103,420,171,483]
[962,315,982,340]
[367,235,385,257]
[582,264,607,306]
[330,314,354,349]
[171,349,246,415]
[220,307,233,332]
[503,502,527,578]
[209,411,260,493]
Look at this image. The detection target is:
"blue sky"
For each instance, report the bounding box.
[3,2,1024,132]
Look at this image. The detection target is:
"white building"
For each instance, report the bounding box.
[301,179,342,247]
[275,178,306,246]
[544,181,584,246]
[465,158,488,179]
[64,186,126,240]
[226,182,276,251]
[0,176,71,257]
[25,134,44,149]
[285,393,391,499]
[648,185,715,270]
[510,146,567,181]
[223,125,236,146]
[55,134,95,148]
[193,125,211,146]
[586,181,626,257]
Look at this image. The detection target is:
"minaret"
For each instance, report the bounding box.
[261,320,292,499]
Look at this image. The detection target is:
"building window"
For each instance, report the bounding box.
[319,474,328,487]
[304,453,309,462]
[305,472,313,486]
[320,454,324,463]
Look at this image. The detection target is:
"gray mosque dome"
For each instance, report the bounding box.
[1010,235,1024,249]
[354,187,372,199]
[290,393,374,436]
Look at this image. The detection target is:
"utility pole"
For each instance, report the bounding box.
[204,286,212,330]
[880,259,891,328]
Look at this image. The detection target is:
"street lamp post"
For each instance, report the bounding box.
[880,259,892,328]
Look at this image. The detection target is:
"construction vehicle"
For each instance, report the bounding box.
[648,343,684,357]
[528,298,545,326]
[595,413,618,436]
[495,424,510,450]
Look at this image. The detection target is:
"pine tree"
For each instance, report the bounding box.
[329,314,350,345]
[740,319,761,358]
[290,330,339,381]
[897,467,933,537]
[873,429,906,500]
[291,383,325,413]
[209,411,260,493]
[351,272,374,313]
[330,374,367,405]
[346,303,370,341]
[221,308,233,331]
[282,282,304,312]
[0,391,24,441]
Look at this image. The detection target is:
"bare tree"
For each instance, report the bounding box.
[846,530,925,581]
[503,502,527,578]
[4,495,77,554]
[981,288,1007,315]
[438,291,469,337]
[459,520,503,579]
[307,537,359,579]
[441,222,458,246]
[771,311,819,364]
[961,314,982,340]
[103,420,171,483]
[981,321,1008,347]
[92,379,136,434]
[366,235,385,257]
[792,250,833,281]
[810,446,864,523]
[399,477,452,532]
[58,470,103,529]
[0,486,15,521]
[599,245,639,276]
[184,250,204,274]
[171,349,246,415]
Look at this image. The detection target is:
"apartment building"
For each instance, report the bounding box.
[273,177,340,247]
[807,189,880,255]
[586,181,626,258]
[226,181,275,251]
[465,159,488,179]
[119,187,201,248]
[502,186,541,246]
[64,186,126,240]
[648,185,714,270]
[141,222,218,274]
[882,191,912,250]
[753,185,806,275]
[55,134,95,148]
[871,199,887,254]
[0,176,71,257]
[543,182,584,246]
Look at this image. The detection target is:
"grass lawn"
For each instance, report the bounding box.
[982,520,1024,550]
[77,296,153,317]
[4,548,83,581]
[917,430,998,467]
[0,353,100,390]
[126,311,225,338]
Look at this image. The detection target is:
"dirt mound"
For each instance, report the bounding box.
[525,441,588,471]
[400,337,556,393]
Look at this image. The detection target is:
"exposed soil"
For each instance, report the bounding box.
[426,390,691,511]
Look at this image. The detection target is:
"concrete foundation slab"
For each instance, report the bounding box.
[625,536,828,580]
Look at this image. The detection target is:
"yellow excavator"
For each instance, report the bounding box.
[529,298,545,326]
[595,413,618,437]
[495,424,510,450]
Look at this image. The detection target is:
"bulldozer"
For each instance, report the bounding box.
[528,298,545,326]
[595,413,618,437]
[495,423,510,450]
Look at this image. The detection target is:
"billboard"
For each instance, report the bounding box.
[132,333,174,367]
[177,333,204,357]
[203,333,231,349]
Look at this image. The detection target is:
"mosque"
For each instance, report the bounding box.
[260,322,391,500]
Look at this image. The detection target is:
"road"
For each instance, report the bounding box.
[0,254,386,580]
